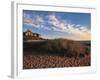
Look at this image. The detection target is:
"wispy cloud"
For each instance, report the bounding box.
[46,14,90,40]
[23,13,90,40]
[23,13,44,28]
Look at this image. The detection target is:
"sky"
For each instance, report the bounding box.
[23,10,91,41]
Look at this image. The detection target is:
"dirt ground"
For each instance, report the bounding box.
[23,52,90,69]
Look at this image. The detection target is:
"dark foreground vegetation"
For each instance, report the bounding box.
[23,39,91,69]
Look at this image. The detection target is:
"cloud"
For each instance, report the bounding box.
[23,13,31,19]
[33,16,44,25]
[23,13,45,29]
[24,18,33,24]
[23,13,90,40]
[46,14,90,40]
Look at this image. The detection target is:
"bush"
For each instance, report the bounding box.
[24,39,89,58]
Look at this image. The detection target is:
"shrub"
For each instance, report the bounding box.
[24,39,89,58]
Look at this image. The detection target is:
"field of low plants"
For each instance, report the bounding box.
[23,39,91,69]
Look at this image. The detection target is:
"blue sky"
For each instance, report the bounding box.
[23,10,91,41]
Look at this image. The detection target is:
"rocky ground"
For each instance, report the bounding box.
[23,52,90,69]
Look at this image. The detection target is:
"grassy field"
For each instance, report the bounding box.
[78,41,91,46]
[23,39,91,69]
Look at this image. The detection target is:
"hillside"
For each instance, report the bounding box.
[23,39,90,58]
[23,39,91,69]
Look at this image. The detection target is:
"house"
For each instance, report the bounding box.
[23,30,41,41]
